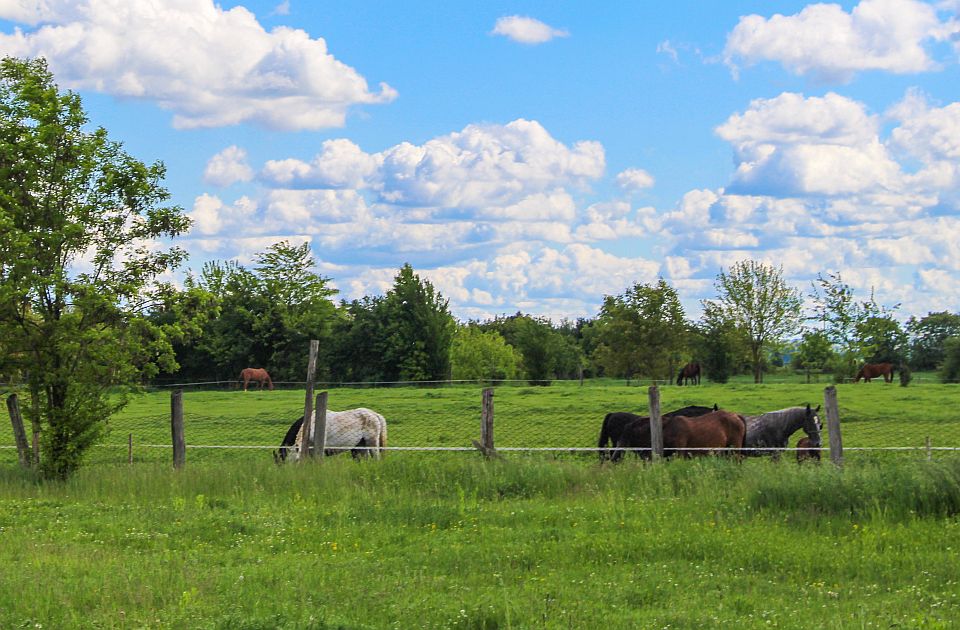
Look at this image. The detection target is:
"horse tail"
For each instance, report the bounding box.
[378,413,388,459]
[676,369,683,386]
[598,413,614,461]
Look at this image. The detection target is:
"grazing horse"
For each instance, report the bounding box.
[743,405,822,460]
[597,404,717,462]
[240,367,274,391]
[613,409,745,460]
[274,407,388,463]
[855,362,894,383]
[676,362,701,386]
[795,436,821,463]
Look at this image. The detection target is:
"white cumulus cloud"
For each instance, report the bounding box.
[724,0,957,82]
[203,146,254,187]
[0,0,396,130]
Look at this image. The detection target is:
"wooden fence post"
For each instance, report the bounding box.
[648,386,664,460]
[824,385,842,467]
[7,394,31,468]
[171,389,185,470]
[128,433,133,465]
[300,340,319,460]
[313,391,328,458]
[473,387,496,457]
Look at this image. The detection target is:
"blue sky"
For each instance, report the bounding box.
[1,0,959,322]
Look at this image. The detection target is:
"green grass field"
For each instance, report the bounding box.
[4,377,951,465]
[2,380,960,628]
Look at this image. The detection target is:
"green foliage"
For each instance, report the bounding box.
[694,302,748,383]
[450,325,521,381]
[908,311,960,370]
[708,261,802,383]
[942,337,960,384]
[0,58,191,477]
[793,329,835,370]
[592,279,686,383]
[172,241,339,382]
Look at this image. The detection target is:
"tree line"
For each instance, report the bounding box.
[3,58,959,478]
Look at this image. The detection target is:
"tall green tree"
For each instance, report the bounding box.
[592,279,687,384]
[907,312,960,370]
[694,302,749,384]
[707,261,802,383]
[0,58,192,477]
[380,264,456,381]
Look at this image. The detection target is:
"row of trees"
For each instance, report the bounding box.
[2,58,959,478]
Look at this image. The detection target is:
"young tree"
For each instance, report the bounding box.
[450,325,521,381]
[0,58,192,477]
[592,279,687,384]
[707,261,802,383]
[694,301,749,384]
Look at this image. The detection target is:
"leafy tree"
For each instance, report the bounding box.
[907,312,960,370]
[328,296,390,383]
[0,58,192,477]
[941,337,960,384]
[450,325,521,381]
[592,279,687,384]
[694,302,749,384]
[793,330,835,371]
[707,261,802,383]
[379,264,455,381]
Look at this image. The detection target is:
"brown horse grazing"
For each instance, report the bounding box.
[676,362,701,386]
[615,409,746,459]
[239,367,274,391]
[795,436,821,463]
[855,362,894,383]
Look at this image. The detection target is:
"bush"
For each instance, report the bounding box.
[941,337,960,383]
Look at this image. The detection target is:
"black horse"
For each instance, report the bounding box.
[597,404,717,462]
[676,362,701,386]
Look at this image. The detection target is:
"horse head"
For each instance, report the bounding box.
[803,403,822,446]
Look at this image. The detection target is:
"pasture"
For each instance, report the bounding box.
[3,377,954,464]
[2,380,960,627]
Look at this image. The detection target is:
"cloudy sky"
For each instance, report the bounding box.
[2,0,959,322]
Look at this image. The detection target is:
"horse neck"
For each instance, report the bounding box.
[754,408,805,443]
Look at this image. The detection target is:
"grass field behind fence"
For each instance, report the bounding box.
[4,377,960,465]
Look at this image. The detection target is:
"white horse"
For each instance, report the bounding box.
[274,408,388,463]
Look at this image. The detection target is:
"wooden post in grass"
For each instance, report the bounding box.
[300,340,319,460]
[313,391,328,458]
[824,386,842,467]
[128,433,133,465]
[926,436,932,461]
[648,386,664,460]
[473,387,496,457]
[171,389,185,470]
[7,394,31,468]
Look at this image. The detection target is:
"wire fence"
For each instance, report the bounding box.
[4,378,960,467]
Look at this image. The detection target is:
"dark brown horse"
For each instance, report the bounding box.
[614,409,746,460]
[855,362,894,383]
[239,367,274,391]
[597,404,717,462]
[795,436,821,463]
[676,362,701,386]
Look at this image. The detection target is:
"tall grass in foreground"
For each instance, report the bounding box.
[1,455,959,628]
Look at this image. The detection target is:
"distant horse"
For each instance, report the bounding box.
[743,405,821,460]
[795,436,821,463]
[240,367,273,391]
[855,363,894,383]
[274,407,388,463]
[597,404,717,462]
[614,409,745,460]
[676,362,701,386]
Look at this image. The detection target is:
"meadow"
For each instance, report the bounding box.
[1,379,960,628]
